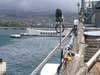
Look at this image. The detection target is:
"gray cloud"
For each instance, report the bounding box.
[0,0,80,12]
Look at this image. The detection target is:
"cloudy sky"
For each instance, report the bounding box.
[0,0,80,12]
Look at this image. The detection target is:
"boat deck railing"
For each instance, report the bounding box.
[30,28,74,75]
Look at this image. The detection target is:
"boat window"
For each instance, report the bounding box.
[40,32,42,34]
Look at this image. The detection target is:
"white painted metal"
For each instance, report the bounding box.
[74,19,79,26]
[40,63,59,75]
[84,31,100,36]
[0,62,6,75]
[86,49,100,67]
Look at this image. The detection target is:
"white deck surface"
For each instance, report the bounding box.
[40,63,59,75]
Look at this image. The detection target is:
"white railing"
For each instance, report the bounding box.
[76,49,100,75]
[86,49,100,71]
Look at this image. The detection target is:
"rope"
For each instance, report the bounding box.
[56,26,78,75]
[57,32,76,75]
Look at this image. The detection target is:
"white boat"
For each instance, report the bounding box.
[20,28,65,37]
[26,28,58,36]
[10,28,65,38]
[10,34,21,38]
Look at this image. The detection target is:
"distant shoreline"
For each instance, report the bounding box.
[0,27,26,30]
[0,27,56,31]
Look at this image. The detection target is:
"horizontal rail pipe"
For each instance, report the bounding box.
[86,49,100,72]
[76,49,100,75]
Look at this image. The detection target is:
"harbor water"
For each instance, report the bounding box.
[0,28,61,75]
